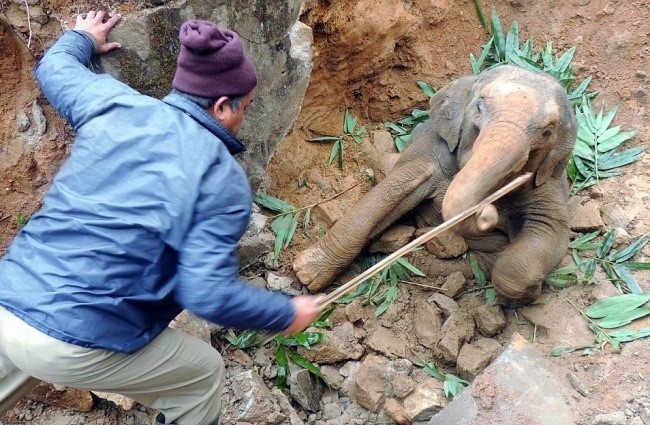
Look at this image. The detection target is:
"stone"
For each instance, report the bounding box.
[169,310,211,344]
[229,370,277,423]
[402,373,447,422]
[423,229,468,259]
[413,298,444,349]
[99,0,312,192]
[350,355,389,412]
[345,298,368,323]
[473,303,507,337]
[270,387,305,425]
[28,382,93,413]
[91,392,136,411]
[433,312,475,364]
[456,342,493,380]
[429,333,576,425]
[288,365,324,412]
[427,293,460,317]
[239,212,274,267]
[471,338,503,361]
[319,365,344,390]
[570,199,605,232]
[440,272,466,298]
[297,323,364,363]
[312,176,365,226]
[369,225,416,253]
[601,203,631,228]
[384,398,409,425]
[519,293,594,349]
[266,272,295,292]
[366,326,410,358]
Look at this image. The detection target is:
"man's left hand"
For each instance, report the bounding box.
[74,11,122,54]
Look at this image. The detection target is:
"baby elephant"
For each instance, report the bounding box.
[293,65,577,305]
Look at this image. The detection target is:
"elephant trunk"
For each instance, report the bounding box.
[441,123,528,234]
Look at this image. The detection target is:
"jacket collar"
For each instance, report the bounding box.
[162,92,247,155]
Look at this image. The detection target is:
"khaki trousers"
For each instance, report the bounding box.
[0,306,223,424]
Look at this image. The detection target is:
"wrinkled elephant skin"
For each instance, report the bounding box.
[293,65,577,305]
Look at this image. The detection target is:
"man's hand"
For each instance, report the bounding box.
[283,295,322,335]
[74,11,122,54]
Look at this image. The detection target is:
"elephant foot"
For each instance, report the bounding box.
[493,277,542,307]
[293,244,343,292]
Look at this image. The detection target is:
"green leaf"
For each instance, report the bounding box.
[490,9,505,60]
[545,273,579,289]
[286,349,328,383]
[598,147,644,170]
[344,109,358,135]
[569,231,601,249]
[275,344,289,388]
[309,135,343,142]
[225,329,260,348]
[608,327,650,343]
[596,229,617,259]
[554,47,575,74]
[485,287,497,303]
[608,236,649,263]
[585,293,650,319]
[623,262,650,271]
[597,130,637,153]
[612,264,643,294]
[598,307,650,329]
[416,81,437,98]
[328,139,342,166]
[303,207,311,230]
[470,254,487,287]
[254,193,295,214]
[395,258,426,277]
[422,362,446,381]
[444,375,469,399]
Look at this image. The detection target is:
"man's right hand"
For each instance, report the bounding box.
[74,11,122,54]
[284,295,323,335]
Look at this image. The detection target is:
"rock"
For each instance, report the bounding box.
[433,312,475,364]
[266,272,295,292]
[440,272,466,298]
[429,333,576,425]
[28,382,93,413]
[427,293,460,317]
[229,370,278,423]
[319,365,344,390]
[169,310,211,344]
[350,355,389,412]
[592,411,627,425]
[91,392,136,411]
[519,293,594,349]
[413,298,444,349]
[612,226,632,248]
[99,1,313,191]
[570,199,605,232]
[473,303,507,337]
[270,387,305,425]
[312,176,366,226]
[471,338,503,361]
[239,212,274,267]
[366,326,410,358]
[423,229,468,259]
[384,398,409,425]
[601,203,631,228]
[297,323,364,363]
[369,225,416,253]
[345,298,368,323]
[456,342,493,380]
[402,373,447,422]
[288,364,324,412]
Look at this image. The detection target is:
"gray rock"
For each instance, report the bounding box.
[456,342,493,380]
[297,323,364,364]
[592,411,627,425]
[413,299,444,349]
[429,333,576,425]
[440,272,466,298]
[473,303,507,337]
[289,366,324,413]
[402,373,447,422]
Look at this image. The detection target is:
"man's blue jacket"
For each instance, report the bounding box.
[0,30,294,353]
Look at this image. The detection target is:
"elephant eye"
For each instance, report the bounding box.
[476,98,485,113]
[542,128,553,138]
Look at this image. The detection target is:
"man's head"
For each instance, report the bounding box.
[172,19,257,134]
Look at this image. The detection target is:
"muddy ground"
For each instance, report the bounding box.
[1,0,649,424]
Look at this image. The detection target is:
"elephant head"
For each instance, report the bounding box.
[433,65,577,235]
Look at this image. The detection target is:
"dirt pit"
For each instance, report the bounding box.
[2,0,650,424]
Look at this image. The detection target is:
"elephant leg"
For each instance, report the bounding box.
[490,178,570,305]
[294,158,439,291]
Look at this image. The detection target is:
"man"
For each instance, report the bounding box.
[0,11,321,425]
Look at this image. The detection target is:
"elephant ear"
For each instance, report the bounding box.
[535,108,578,186]
[428,75,477,152]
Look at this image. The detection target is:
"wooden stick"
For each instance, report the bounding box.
[257,172,533,346]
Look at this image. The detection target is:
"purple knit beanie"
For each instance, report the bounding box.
[172,19,258,98]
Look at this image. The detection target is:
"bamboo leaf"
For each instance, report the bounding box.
[275,344,289,388]
[395,258,426,277]
[597,130,637,153]
[613,264,643,294]
[309,136,342,142]
[585,293,650,319]
[608,327,650,343]
[608,236,649,263]
[344,109,358,135]
[598,147,644,170]
[490,9,506,60]
[554,47,575,73]
[623,262,650,271]
[328,140,341,166]
[254,193,295,213]
[286,349,327,382]
[416,81,437,98]
[569,231,601,249]
[470,254,487,286]
[303,207,311,230]
[598,307,650,329]
[596,229,617,258]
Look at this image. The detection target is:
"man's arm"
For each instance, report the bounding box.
[34,11,123,129]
